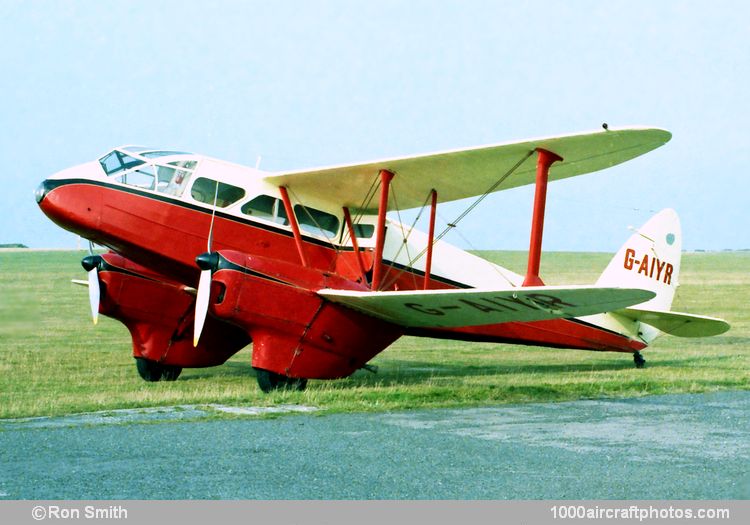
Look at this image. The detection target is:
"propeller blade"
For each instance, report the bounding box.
[81,254,103,325]
[195,184,220,346]
[87,267,100,325]
[193,269,212,347]
[193,252,220,347]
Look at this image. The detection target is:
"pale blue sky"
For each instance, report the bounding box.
[2,0,748,251]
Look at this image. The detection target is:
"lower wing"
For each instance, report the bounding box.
[318,285,655,328]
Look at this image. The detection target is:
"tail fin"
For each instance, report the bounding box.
[596,208,681,312]
[596,209,730,341]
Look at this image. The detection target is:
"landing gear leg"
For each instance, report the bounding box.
[633,351,646,369]
[254,368,308,393]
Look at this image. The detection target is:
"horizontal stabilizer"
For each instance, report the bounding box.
[319,286,655,328]
[616,307,730,337]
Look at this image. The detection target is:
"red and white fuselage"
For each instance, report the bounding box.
[36,132,728,384]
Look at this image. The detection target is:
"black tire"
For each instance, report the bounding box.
[286,377,308,391]
[254,368,307,393]
[136,358,163,381]
[161,365,183,381]
[135,358,182,382]
[633,351,646,369]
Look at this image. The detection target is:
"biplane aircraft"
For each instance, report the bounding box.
[35,126,730,392]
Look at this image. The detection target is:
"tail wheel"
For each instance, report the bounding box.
[135,358,183,382]
[254,368,308,393]
[633,351,646,369]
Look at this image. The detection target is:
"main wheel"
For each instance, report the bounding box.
[633,351,646,369]
[135,358,183,382]
[254,368,308,393]
[161,365,183,381]
[136,358,163,381]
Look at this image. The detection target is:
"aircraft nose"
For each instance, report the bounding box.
[34,180,52,204]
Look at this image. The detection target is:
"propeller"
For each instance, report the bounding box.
[193,182,221,347]
[81,242,102,325]
[193,252,219,346]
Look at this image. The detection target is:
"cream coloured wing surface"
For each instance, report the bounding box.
[318,286,656,328]
[265,127,671,211]
[615,308,730,337]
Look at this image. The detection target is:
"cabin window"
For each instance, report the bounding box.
[99,151,145,176]
[190,177,245,207]
[155,165,193,196]
[352,223,374,239]
[294,204,340,238]
[115,166,156,190]
[241,195,289,225]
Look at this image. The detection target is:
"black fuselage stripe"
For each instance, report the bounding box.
[46,178,338,247]
[47,178,469,289]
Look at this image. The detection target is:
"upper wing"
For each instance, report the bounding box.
[265,126,671,211]
[616,307,730,337]
[318,285,655,328]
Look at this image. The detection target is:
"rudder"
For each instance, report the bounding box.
[596,208,682,312]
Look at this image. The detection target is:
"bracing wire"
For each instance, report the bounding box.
[286,187,338,247]
[380,150,534,289]
[437,210,518,287]
[340,173,381,247]
[286,186,365,278]
[433,150,534,245]
[379,189,433,290]
[383,186,420,290]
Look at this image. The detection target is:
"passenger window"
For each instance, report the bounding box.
[294,205,340,238]
[155,166,193,196]
[115,166,155,190]
[190,177,245,207]
[241,195,289,225]
[353,224,374,239]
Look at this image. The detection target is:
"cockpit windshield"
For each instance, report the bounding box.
[99,147,199,198]
[99,150,145,176]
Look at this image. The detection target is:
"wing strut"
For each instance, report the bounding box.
[371,169,394,290]
[342,206,368,283]
[523,148,563,287]
[423,189,438,290]
[279,186,310,267]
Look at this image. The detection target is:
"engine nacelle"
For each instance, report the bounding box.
[97,253,250,367]
[208,251,402,379]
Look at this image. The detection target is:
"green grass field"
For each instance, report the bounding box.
[1,249,747,419]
